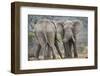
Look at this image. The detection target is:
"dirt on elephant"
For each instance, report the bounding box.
[28,15,88,61]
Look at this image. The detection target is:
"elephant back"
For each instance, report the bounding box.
[34,19,56,32]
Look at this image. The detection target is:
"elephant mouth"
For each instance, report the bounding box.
[62,36,75,43]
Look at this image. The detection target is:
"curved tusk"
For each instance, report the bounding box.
[72,36,75,42]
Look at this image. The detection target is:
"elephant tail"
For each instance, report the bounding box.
[51,20,58,42]
[51,20,57,33]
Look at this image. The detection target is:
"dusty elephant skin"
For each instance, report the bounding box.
[28,14,88,60]
[29,19,81,60]
[60,20,81,58]
[34,19,62,59]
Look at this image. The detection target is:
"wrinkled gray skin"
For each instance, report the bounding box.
[34,19,61,59]
[60,20,81,58]
[54,21,65,58]
[31,19,81,59]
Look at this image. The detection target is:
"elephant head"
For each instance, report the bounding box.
[62,20,82,43]
[57,20,82,58]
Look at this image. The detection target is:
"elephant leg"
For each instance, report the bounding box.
[51,44,61,59]
[44,44,52,59]
[63,42,72,58]
[44,44,56,59]
[71,36,78,58]
[55,41,63,58]
[47,47,52,59]
[63,42,68,58]
[35,32,47,60]
[72,41,78,58]
[46,44,55,59]
[52,51,56,59]
[46,32,57,59]
[55,33,65,58]
[68,39,73,57]
[35,44,41,59]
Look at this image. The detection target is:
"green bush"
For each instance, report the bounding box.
[28,32,35,43]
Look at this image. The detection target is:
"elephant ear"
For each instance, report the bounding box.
[72,20,82,35]
[56,21,65,31]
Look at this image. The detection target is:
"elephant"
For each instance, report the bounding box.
[53,21,65,58]
[33,19,62,59]
[59,20,82,58]
[31,19,81,59]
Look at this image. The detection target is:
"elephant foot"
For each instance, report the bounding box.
[64,56,72,58]
[74,52,78,58]
[64,54,73,58]
[74,55,78,58]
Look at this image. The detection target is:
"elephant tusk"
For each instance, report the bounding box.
[72,36,75,42]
